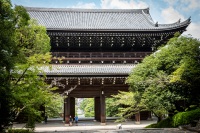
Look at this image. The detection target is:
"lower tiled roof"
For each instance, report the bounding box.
[41,64,135,76]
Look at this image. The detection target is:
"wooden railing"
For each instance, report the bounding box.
[52,52,151,58]
[51,52,152,64]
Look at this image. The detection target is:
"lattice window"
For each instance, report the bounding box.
[68,36,79,47]
[92,78,101,85]
[80,78,90,85]
[103,37,112,47]
[81,36,90,47]
[115,78,125,84]
[113,36,123,47]
[91,36,100,47]
[104,78,113,84]
[68,78,78,85]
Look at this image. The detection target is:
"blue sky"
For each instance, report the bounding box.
[11,0,200,39]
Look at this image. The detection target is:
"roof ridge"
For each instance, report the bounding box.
[25,6,149,13]
[141,9,156,28]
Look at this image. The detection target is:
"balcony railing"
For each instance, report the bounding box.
[51,52,152,64]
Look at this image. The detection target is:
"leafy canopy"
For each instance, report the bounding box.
[126,34,200,121]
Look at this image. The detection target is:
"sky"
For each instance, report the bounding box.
[11,0,200,39]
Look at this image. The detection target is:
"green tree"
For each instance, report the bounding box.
[80,98,94,117]
[140,71,177,122]
[111,91,146,122]
[106,98,119,117]
[0,0,18,130]
[79,98,121,118]
[0,1,62,131]
[11,19,59,130]
[127,35,200,122]
[45,96,63,118]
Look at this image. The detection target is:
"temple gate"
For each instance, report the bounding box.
[26,7,190,125]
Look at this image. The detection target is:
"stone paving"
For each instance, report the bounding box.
[12,118,194,133]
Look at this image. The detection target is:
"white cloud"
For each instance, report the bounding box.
[161,6,185,23]
[183,22,200,39]
[164,0,200,11]
[163,0,178,5]
[160,4,200,39]
[69,2,97,9]
[186,0,200,10]
[100,0,148,9]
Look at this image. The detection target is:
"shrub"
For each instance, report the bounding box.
[145,123,157,128]
[8,129,33,133]
[172,108,200,127]
[146,117,172,128]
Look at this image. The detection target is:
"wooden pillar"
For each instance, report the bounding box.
[64,96,75,124]
[70,97,75,119]
[94,97,100,121]
[135,112,141,124]
[100,89,106,125]
[64,97,70,124]
[63,98,66,121]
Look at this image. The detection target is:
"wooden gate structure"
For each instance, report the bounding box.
[26,7,190,125]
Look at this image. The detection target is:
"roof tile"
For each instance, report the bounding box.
[26,7,190,31]
[41,64,135,75]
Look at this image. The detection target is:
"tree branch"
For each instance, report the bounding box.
[14,66,29,85]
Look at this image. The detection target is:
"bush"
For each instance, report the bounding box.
[146,123,157,128]
[146,108,200,128]
[8,129,33,133]
[172,108,200,127]
[146,117,172,128]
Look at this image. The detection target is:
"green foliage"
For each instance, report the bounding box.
[0,0,17,130]
[0,1,60,131]
[8,129,33,133]
[84,99,94,117]
[147,108,200,128]
[172,108,200,127]
[25,113,36,131]
[106,98,119,117]
[79,98,120,117]
[127,35,200,122]
[80,98,94,117]
[45,95,63,118]
[146,117,173,128]
[15,19,50,58]
[111,91,146,122]
[141,71,176,121]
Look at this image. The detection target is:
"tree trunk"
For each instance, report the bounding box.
[157,115,163,123]
[135,112,140,122]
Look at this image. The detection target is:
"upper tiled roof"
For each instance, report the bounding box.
[26,7,190,31]
[41,64,135,76]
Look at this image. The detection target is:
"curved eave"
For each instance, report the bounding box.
[46,18,191,32]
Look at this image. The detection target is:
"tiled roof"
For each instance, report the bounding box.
[26,7,190,31]
[41,64,135,76]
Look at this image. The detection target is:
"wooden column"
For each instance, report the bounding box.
[63,98,66,121]
[94,97,100,121]
[135,112,141,124]
[70,97,75,119]
[100,89,106,125]
[64,96,75,124]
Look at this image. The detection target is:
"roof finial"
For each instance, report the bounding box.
[155,22,158,27]
[178,19,181,23]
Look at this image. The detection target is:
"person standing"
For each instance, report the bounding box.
[69,115,73,126]
[74,116,78,126]
[44,115,48,124]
